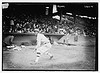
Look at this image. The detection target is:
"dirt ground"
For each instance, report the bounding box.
[2,36,96,71]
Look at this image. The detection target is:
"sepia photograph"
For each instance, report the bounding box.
[2,2,98,71]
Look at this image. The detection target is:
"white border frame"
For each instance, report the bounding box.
[0,0,99,73]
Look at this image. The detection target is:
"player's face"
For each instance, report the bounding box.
[34,31,38,35]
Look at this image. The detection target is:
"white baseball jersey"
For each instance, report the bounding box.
[35,33,51,54]
[36,33,50,48]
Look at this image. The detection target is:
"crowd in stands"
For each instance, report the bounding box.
[2,14,96,37]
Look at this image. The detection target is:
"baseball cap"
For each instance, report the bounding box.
[34,29,39,32]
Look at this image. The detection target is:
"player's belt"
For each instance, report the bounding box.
[44,42,50,44]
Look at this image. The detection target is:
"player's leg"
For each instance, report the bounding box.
[44,43,53,59]
[35,46,45,63]
[34,46,46,63]
[35,52,41,63]
[45,51,53,59]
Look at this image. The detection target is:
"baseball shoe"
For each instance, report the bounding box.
[7,45,15,48]
[30,61,38,65]
[50,56,53,60]
[21,45,26,48]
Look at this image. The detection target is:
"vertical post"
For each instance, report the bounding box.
[60,9,62,24]
[46,7,49,15]
[73,13,76,24]
[58,5,65,25]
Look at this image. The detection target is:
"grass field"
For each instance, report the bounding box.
[2,36,96,71]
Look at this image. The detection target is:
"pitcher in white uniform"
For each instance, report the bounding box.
[34,29,53,63]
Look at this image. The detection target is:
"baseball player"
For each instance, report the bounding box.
[74,31,78,42]
[3,35,25,50]
[3,35,15,49]
[34,29,53,63]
